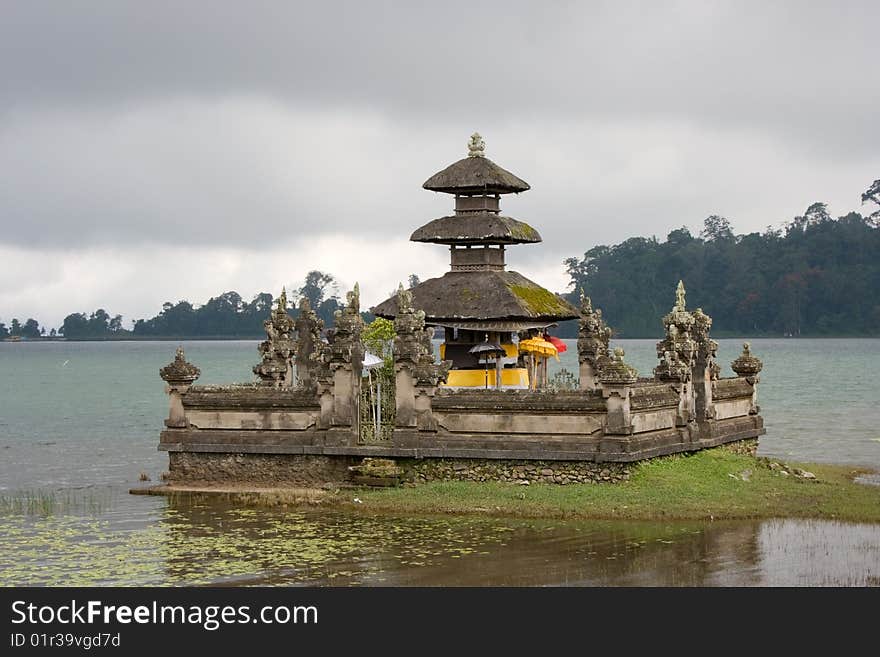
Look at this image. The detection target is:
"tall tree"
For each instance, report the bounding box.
[21,319,41,338]
[296,271,337,309]
[700,215,735,241]
[863,179,880,225]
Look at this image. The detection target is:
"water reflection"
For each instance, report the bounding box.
[2,499,877,586]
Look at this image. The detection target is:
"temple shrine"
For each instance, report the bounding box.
[372,134,578,390]
[155,134,766,488]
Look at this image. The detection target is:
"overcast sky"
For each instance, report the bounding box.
[1,1,877,329]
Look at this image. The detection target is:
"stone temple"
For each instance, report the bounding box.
[157,135,765,487]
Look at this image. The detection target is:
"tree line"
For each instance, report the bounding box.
[561,183,880,337]
[5,181,878,340]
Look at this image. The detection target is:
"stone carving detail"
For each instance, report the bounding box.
[253,288,297,387]
[329,283,364,370]
[160,346,201,385]
[294,296,325,389]
[577,291,613,374]
[467,132,486,158]
[393,284,451,386]
[731,342,763,380]
[654,280,696,382]
[692,308,720,381]
[598,348,638,385]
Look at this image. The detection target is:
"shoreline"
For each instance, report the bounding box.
[132,447,880,524]
[8,335,880,343]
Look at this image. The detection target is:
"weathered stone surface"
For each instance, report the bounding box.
[182,385,319,409]
[400,458,631,485]
[630,382,680,410]
[433,389,605,412]
[434,411,603,435]
[168,452,357,486]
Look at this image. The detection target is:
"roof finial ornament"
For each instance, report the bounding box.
[675,279,686,311]
[277,286,288,312]
[467,132,485,158]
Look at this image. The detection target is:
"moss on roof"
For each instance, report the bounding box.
[371,270,579,322]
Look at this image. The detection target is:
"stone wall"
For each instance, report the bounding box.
[718,437,758,457]
[400,458,631,485]
[168,452,357,487]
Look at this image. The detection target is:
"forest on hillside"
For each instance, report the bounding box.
[562,195,880,337]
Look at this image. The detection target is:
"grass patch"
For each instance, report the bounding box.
[348,448,880,523]
[0,488,113,517]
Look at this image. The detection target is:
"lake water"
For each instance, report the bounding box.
[1,338,878,586]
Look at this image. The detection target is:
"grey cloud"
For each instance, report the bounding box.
[2,2,877,155]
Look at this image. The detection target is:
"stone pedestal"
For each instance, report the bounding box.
[159,347,200,428]
[599,348,638,435]
[731,342,763,415]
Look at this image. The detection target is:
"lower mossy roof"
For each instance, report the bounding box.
[371,270,579,322]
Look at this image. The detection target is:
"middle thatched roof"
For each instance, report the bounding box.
[410,213,542,245]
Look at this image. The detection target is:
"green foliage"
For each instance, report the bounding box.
[564,208,880,337]
[363,317,396,379]
[861,179,880,222]
[363,317,395,359]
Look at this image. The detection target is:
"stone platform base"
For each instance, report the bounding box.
[163,438,760,488]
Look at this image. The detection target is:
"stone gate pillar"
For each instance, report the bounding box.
[692,308,719,423]
[577,292,612,391]
[392,285,451,445]
[653,281,696,426]
[328,285,364,434]
[294,297,324,390]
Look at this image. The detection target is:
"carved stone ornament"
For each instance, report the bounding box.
[254,288,297,387]
[467,132,486,158]
[731,342,763,378]
[160,346,201,385]
[577,290,613,372]
[692,307,720,381]
[654,280,696,382]
[393,283,451,386]
[599,348,638,385]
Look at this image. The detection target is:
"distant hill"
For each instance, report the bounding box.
[560,208,880,338]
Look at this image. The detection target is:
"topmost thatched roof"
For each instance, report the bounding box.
[423,156,530,195]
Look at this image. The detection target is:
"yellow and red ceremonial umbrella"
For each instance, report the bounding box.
[518,337,559,361]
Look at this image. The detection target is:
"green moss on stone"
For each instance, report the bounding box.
[507,284,570,315]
